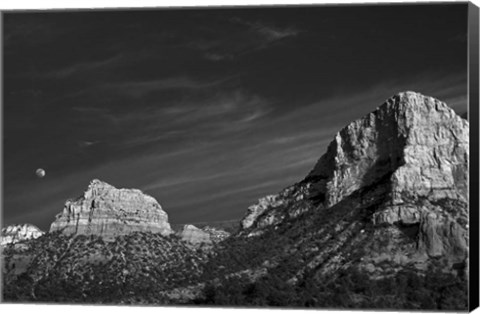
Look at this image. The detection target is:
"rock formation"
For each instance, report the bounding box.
[49,179,172,239]
[240,91,469,269]
[1,224,44,246]
[179,224,212,246]
[202,226,231,243]
[241,195,283,230]
[307,91,468,207]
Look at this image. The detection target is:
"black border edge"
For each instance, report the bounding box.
[0,10,4,304]
[0,1,470,14]
[469,1,480,312]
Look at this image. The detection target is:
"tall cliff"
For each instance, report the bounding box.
[306,91,468,207]
[49,179,172,239]
[240,91,469,272]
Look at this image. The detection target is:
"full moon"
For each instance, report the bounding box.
[36,168,46,178]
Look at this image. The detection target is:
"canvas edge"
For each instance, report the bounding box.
[468,1,480,312]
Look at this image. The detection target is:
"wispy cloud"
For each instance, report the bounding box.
[100,76,234,98]
[41,54,123,79]
[72,106,111,114]
[232,18,301,42]
[188,18,301,61]
[258,26,299,41]
[204,52,234,61]
[4,71,467,228]
[78,140,100,148]
[3,17,63,50]
[62,88,271,149]
[99,89,272,148]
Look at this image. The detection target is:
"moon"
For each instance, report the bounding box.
[36,168,46,178]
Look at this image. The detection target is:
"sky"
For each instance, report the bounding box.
[2,3,469,231]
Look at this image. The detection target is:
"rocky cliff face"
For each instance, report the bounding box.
[49,179,172,239]
[1,224,44,246]
[307,91,468,207]
[240,91,469,271]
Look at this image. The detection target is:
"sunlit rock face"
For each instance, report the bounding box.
[241,195,283,230]
[306,91,468,208]
[49,179,172,240]
[240,91,469,267]
[1,224,44,246]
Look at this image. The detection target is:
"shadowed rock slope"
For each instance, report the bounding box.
[198,91,469,309]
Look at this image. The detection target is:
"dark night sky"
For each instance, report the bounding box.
[2,4,468,231]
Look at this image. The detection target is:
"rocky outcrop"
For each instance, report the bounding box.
[418,210,468,258]
[240,91,469,269]
[240,183,312,232]
[1,224,44,246]
[305,91,468,208]
[179,224,212,246]
[49,179,172,239]
[241,195,283,229]
[202,226,231,243]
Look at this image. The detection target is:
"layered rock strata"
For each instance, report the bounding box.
[49,179,172,239]
[306,91,468,207]
[241,91,469,264]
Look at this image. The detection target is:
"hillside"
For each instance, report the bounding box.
[193,91,469,309]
